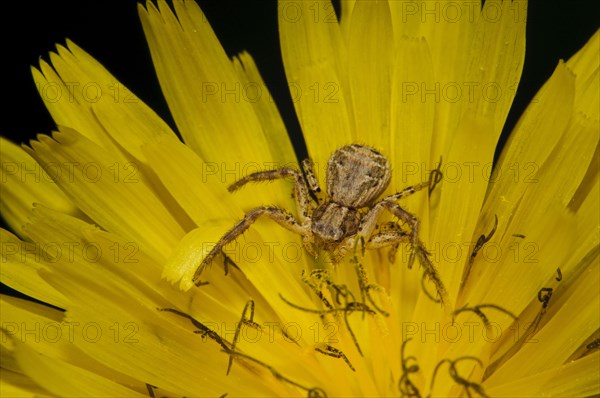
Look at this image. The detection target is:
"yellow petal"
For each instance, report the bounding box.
[0,229,69,309]
[41,266,285,396]
[390,36,435,185]
[339,0,356,38]
[12,213,266,395]
[141,135,240,225]
[24,130,185,261]
[12,341,145,396]
[463,0,527,131]
[485,256,599,385]
[0,369,52,397]
[0,137,79,238]
[475,61,575,270]
[470,199,575,315]
[34,41,179,161]
[138,0,281,169]
[544,114,598,207]
[32,59,109,149]
[1,295,66,362]
[468,115,596,311]
[389,0,526,157]
[388,36,437,247]
[567,175,599,278]
[347,0,393,149]
[485,352,600,398]
[431,115,496,303]
[232,52,297,166]
[1,294,145,391]
[279,0,353,169]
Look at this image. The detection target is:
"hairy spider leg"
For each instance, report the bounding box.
[228,167,314,223]
[193,206,307,285]
[331,181,430,260]
[377,200,448,304]
[193,167,318,284]
[332,181,448,304]
[367,225,410,264]
[301,158,322,196]
[357,200,447,305]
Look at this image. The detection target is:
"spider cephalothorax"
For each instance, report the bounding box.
[193,144,446,302]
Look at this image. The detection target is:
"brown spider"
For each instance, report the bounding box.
[193,144,447,303]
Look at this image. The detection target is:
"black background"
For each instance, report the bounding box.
[0,1,598,301]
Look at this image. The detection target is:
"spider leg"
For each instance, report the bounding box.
[366,227,410,264]
[378,201,422,268]
[228,167,314,223]
[368,181,432,266]
[331,182,429,262]
[382,181,431,202]
[331,205,385,262]
[377,200,448,305]
[193,206,308,285]
[301,158,322,198]
[333,181,447,304]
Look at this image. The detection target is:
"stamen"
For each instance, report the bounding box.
[428,157,443,195]
[537,287,553,309]
[301,270,336,320]
[431,356,488,398]
[351,238,390,317]
[315,343,355,371]
[568,336,600,361]
[160,307,325,397]
[517,287,554,340]
[452,303,517,329]
[158,308,232,353]
[587,338,600,350]
[222,252,241,276]
[227,300,260,375]
[226,350,327,398]
[485,288,557,378]
[335,286,364,356]
[280,287,375,356]
[460,215,498,294]
[469,215,498,265]
[398,339,421,398]
[281,326,302,347]
[146,384,156,398]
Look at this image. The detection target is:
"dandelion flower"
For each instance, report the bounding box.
[1,0,599,397]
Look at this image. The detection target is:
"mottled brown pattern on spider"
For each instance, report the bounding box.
[193,144,447,304]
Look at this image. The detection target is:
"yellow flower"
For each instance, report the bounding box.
[1,0,598,397]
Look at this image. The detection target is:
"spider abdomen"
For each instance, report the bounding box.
[327,144,391,208]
